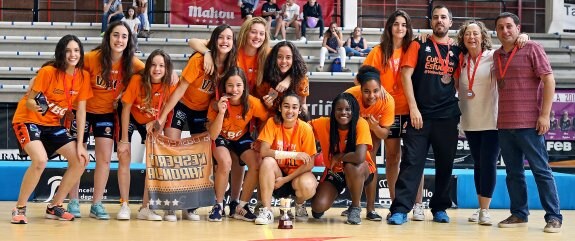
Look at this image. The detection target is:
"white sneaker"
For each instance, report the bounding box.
[478,209,492,226]
[295,203,308,219]
[137,207,162,221]
[116,202,131,220]
[184,208,200,221]
[255,207,274,225]
[412,203,425,221]
[164,210,178,222]
[299,36,307,42]
[468,208,480,222]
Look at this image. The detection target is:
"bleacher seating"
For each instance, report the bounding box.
[0,21,573,102]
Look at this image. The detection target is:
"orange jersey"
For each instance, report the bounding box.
[257,118,317,174]
[13,66,93,126]
[363,45,409,115]
[345,86,395,127]
[121,74,176,124]
[179,53,216,111]
[83,50,145,114]
[310,117,375,173]
[237,49,258,93]
[207,95,269,140]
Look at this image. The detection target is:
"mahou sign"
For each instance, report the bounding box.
[170,0,334,26]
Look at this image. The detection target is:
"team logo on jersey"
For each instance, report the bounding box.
[29,124,39,132]
[425,46,431,52]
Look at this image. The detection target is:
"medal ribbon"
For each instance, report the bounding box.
[466,51,483,93]
[431,38,451,76]
[497,46,518,82]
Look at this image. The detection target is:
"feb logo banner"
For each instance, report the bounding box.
[170,0,334,26]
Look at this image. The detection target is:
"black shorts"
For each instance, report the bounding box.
[118,114,148,144]
[388,115,409,139]
[321,169,375,193]
[13,123,75,159]
[70,112,116,143]
[166,102,208,134]
[240,3,255,19]
[273,170,295,198]
[213,133,254,166]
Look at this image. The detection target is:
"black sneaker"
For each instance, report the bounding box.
[366,210,382,221]
[228,200,239,218]
[233,203,256,221]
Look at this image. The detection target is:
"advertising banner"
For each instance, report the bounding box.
[170,0,334,27]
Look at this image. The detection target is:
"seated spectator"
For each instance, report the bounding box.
[133,0,150,35]
[261,0,280,38]
[301,0,324,41]
[121,6,141,52]
[239,0,260,20]
[101,0,125,35]
[316,22,350,72]
[274,0,302,41]
[345,27,372,57]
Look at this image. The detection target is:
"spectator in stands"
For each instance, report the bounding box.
[156,24,237,222]
[133,0,150,35]
[239,0,260,20]
[121,6,141,52]
[456,20,527,226]
[254,92,317,225]
[493,12,562,233]
[301,0,324,41]
[120,49,175,221]
[10,35,92,224]
[560,110,571,131]
[361,10,425,221]
[256,41,309,115]
[101,0,125,36]
[67,21,144,221]
[309,92,379,225]
[274,0,302,41]
[316,22,350,72]
[345,27,372,57]
[388,5,461,225]
[261,0,280,39]
[207,67,269,223]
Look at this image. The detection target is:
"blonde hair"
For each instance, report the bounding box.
[456,20,493,54]
[237,17,270,88]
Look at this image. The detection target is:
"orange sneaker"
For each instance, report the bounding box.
[45,204,75,221]
[11,206,28,224]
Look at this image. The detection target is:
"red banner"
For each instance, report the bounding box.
[170,0,334,27]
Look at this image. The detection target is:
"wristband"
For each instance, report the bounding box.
[119,140,130,144]
[274,150,298,160]
[203,49,211,56]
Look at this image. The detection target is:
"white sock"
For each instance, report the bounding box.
[218,202,223,209]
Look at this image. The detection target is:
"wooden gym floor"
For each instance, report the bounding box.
[3,202,572,241]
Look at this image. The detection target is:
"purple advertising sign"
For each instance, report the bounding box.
[546,89,575,141]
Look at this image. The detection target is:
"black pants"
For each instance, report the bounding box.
[466,130,499,198]
[301,18,324,37]
[390,117,459,214]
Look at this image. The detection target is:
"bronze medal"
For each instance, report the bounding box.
[441,74,452,84]
[63,111,75,130]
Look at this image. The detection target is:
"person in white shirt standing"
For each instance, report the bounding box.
[274,0,302,41]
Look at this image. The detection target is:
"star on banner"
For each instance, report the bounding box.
[154,198,162,206]
[163,199,171,206]
[172,199,180,206]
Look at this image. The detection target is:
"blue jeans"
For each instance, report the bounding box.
[344,46,372,56]
[101,12,125,33]
[498,129,562,222]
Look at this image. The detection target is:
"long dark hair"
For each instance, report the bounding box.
[93,21,135,88]
[218,66,249,120]
[273,91,300,125]
[380,10,413,70]
[206,24,238,85]
[140,49,173,109]
[42,34,85,72]
[260,41,307,90]
[328,93,360,157]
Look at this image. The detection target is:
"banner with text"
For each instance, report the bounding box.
[170,0,334,26]
[145,132,215,210]
[565,3,575,31]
